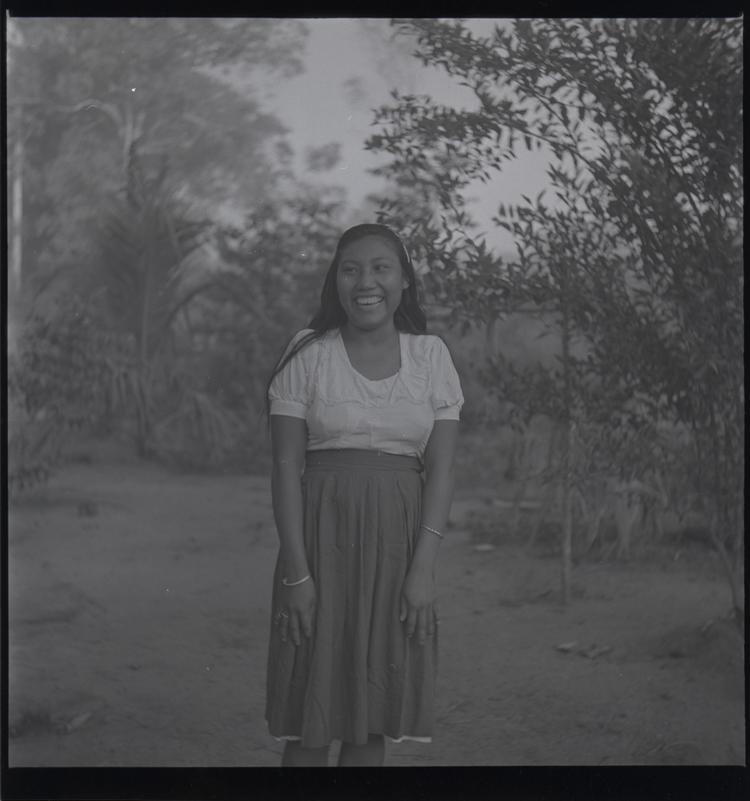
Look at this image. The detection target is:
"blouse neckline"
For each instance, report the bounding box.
[336,328,404,384]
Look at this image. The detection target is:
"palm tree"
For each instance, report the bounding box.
[97,142,214,457]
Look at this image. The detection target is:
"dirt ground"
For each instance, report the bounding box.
[8,454,745,767]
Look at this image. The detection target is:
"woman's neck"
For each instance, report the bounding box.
[340,321,399,349]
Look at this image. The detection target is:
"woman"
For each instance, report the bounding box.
[265,223,463,766]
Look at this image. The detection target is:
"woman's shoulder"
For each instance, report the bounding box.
[289,327,315,345]
[279,328,322,364]
[401,331,440,345]
[402,332,451,361]
[285,328,342,367]
[287,328,337,350]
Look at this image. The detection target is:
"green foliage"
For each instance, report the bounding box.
[98,146,210,359]
[7,18,307,309]
[8,297,110,493]
[367,19,743,608]
[209,189,345,419]
[306,143,343,173]
[7,18,352,476]
[90,144,218,459]
[92,184,345,468]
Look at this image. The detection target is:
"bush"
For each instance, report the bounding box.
[8,296,109,493]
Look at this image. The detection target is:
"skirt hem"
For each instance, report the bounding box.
[268,724,433,745]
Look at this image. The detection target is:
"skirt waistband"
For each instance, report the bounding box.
[304,449,422,473]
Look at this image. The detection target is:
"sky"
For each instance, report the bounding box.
[260,19,552,252]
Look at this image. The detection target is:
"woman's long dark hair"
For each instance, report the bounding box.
[265,224,428,419]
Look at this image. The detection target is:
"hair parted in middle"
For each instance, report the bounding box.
[265,223,428,409]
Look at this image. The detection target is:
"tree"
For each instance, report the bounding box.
[7,294,112,493]
[95,143,213,458]
[366,19,743,615]
[210,187,346,417]
[6,18,306,311]
[6,18,354,476]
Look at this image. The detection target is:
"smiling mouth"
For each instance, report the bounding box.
[354,296,384,307]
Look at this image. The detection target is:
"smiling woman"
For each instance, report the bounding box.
[337,235,408,320]
[263,223,464,766]
[337,235,409,378]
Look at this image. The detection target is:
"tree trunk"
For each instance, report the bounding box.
[707,403,744,627]
[560,421,573,605]
[11,117,23,298]
[560,263,573,606]
[709,511,744,628]
[8,109,24,359]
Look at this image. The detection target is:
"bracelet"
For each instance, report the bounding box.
[282,573,311,587]
[420,524,444,539]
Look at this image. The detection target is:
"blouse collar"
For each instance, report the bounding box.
[336,328,403,384]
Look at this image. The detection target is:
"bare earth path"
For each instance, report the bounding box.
[8,462,744,766]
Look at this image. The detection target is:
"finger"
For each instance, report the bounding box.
[279,617,288,643]
[289,613,301,646]
[400,597,407,623]
[301,607,315,639]
[417,608,427,646]
[426,606,436,638]
[405,606,417,638]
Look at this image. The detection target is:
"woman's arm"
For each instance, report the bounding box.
[270,414,315,645]
[401,419,459,645]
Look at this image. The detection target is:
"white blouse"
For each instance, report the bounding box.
[269,328,464,458]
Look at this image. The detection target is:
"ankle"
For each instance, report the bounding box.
[338,734,385,767]
[282,741,330,767]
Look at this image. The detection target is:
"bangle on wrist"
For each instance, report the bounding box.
[282,573,311,587]
[420,524,444,539]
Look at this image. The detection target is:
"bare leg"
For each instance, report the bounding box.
[282,740,330,767]
[338,734,385,766]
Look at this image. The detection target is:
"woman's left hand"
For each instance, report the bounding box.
[400,565,438,646]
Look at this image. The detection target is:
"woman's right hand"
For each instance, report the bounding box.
[276,578,316,646]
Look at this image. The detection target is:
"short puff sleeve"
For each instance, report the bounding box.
[429,337,464,421]
[268,329,315,418]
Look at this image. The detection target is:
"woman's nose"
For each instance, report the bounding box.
[355,267,376,287]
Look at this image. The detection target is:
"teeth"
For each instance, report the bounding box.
[355,297,383,306]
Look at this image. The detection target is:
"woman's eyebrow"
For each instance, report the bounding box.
[340,256,395,265]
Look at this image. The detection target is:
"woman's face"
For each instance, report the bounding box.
[336,235,409,332]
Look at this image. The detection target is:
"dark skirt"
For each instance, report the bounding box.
[265,449,438,748]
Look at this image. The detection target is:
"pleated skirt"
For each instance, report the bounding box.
[265,448,438,748]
